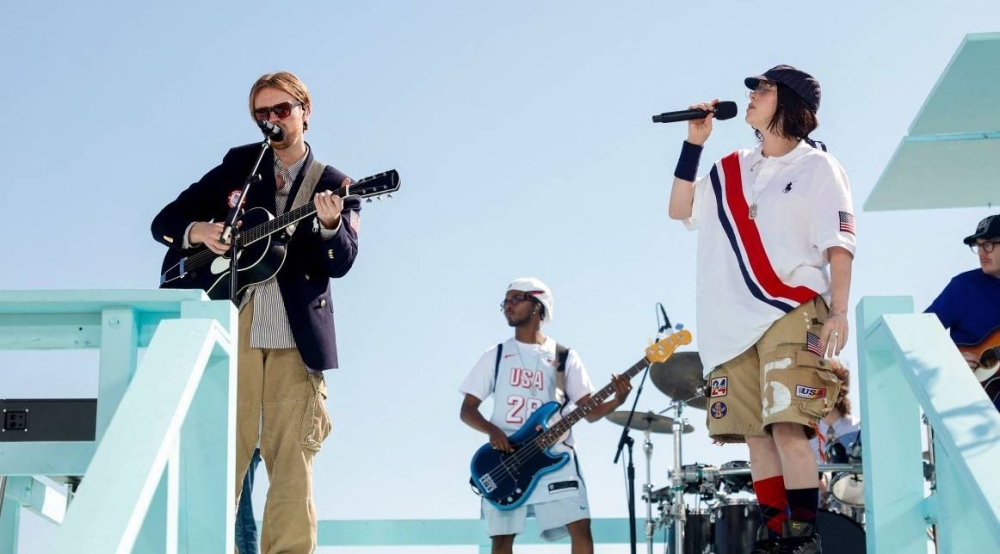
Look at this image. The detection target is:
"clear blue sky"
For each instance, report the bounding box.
[1,2,998,552]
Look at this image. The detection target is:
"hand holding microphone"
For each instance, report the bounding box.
[652,99,738,145]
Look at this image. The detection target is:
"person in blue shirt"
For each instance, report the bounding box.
[926,213,1000,408]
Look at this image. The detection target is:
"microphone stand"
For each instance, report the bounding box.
[614,362,651,554]
[222,139,272,304]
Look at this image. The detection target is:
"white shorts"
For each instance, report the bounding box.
[482,479,590,541]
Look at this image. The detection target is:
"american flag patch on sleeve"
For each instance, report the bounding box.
[806,332,823,357]
[838,211,856,235]
[347,210,361,235]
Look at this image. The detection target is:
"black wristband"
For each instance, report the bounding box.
[674,140,703,182]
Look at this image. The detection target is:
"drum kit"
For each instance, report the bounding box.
[605,352,867,554]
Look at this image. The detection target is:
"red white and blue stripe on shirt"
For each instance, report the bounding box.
[709,153,819,314]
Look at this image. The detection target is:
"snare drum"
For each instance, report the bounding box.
[823,431,864,507]
[717,460,753,494]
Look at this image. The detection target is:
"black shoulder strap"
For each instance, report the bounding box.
[555,343,569,372]
[492,342,503,392]
[555,343,569,405]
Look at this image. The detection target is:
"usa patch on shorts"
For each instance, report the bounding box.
[795,385,826,399]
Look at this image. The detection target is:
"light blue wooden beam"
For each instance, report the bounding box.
[315,517,642,547]
[49,318,233,553]
[0,477,19,554]
[856,296,927,554]
[178,299,236,554]
[879,312,1000,551]
[1,477,66,525]
[97,307,137,444]
[0,443,95,476]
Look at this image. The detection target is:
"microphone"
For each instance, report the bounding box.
[656,302,672,334]
[652,101,738,124]
[256,119,285,142]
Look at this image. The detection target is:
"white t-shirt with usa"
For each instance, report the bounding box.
[684,140,857,375]
[460,337,596,504]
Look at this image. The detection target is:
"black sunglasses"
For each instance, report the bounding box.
[253,101,302,121]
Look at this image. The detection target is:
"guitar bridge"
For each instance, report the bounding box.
[479,473,497,493]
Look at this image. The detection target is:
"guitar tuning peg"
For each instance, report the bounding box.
[386,193,393,199]
[366,198,372,203]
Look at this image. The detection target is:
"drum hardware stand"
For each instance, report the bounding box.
[642,428,656,554]
[659,398,689,554]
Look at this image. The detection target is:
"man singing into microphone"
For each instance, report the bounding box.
[666,65,856,554]
[151,71,361,554]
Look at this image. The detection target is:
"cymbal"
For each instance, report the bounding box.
[605,410,694,434]
[650,352,708,410]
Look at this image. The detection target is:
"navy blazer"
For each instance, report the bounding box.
[151,142,360,370]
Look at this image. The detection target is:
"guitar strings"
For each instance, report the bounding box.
[478,360,650,491]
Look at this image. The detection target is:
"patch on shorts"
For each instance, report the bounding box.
[795,385,827,399]
[710,377,728,397]
[710,401,728,419]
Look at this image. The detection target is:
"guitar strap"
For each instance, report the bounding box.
[493,341,570,404]
[288,158,327,216]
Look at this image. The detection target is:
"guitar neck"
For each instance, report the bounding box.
[538,357,650,447]
[237,186,351,246]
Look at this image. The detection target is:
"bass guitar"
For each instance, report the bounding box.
[159,170,399,300]
[469,329,692,510]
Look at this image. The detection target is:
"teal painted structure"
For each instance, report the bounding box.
[857,296,1000,553]
[865,33,1000,211]
[0,290,237,554]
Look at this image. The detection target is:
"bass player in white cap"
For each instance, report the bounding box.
[459,277,631,554]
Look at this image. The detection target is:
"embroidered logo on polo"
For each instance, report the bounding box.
[710,401,728,419]
[795,385,826,399]
[710,377,728,398]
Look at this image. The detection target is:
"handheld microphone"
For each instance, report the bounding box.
[652,101,738,124]
[257,119,285,142]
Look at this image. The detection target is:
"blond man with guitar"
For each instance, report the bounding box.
[926,214,1000,408]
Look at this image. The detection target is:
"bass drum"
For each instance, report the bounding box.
[665,510,712,554]
[817,509,866,553]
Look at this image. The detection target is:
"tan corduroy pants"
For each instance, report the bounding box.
[235,299,332,554]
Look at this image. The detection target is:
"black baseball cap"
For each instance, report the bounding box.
[745,65,821,111]
[964,214,1000,245]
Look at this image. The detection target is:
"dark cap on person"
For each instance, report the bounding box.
[745,65,821,111]
[964,214,1000,245]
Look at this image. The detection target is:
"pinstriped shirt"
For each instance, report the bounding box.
[240,148,343,353]
[238,149,310,348]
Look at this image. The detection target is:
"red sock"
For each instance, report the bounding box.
[754,476,788,537]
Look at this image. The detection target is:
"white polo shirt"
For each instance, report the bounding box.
[684,140,857,375]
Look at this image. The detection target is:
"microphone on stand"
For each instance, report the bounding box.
[657,302,673,334]
[256,119,285,142]
[652,101,738,124]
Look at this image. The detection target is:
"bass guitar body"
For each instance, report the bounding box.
[469,401,568,510]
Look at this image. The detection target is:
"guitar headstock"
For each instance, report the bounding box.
[644,330,693,364]
[347,169,400,201]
